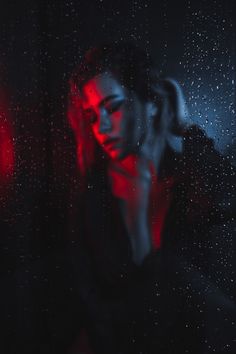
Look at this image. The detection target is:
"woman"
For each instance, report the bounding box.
[67,42,235,354]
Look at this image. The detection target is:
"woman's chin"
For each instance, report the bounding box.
[106,148,127,161]
[109,150,123,160]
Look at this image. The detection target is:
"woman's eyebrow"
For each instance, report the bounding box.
[99,94,121,107]
[83,94,122,110]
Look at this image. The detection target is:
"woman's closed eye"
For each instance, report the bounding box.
[104,99,125,114]
[84,99,125,124]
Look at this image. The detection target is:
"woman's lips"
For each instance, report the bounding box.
[103,138,121,149]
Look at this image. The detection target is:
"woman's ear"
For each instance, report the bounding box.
[164,78,188,121]
[146,101,158,118]
[152,78,189,133]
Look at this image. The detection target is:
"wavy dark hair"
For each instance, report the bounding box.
[68,42,188,175]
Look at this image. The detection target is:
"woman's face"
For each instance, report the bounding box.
[82,72,153,160]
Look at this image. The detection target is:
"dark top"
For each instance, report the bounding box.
[67,125,236,354]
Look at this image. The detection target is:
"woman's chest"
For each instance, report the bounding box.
[85,173,176,259]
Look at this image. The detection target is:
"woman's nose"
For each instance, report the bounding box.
[98,108,112,134]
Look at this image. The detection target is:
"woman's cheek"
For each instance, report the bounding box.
[112,111,123,134]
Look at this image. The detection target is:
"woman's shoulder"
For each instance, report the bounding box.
[177,124,235,225]
[182,124,234,174]
[182,124,215,156]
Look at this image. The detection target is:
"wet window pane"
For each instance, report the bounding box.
[0,1,235,353]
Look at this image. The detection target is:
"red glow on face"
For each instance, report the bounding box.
[0,90,14,184]
[82,75,126,160]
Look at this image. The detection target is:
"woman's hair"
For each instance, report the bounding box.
[68,41,189,175]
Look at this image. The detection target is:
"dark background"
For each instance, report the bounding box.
[0,1,235,353]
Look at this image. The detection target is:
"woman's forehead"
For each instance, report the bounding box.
[82,72,126,109]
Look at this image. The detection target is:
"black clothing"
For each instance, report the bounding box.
[66,125,236,354]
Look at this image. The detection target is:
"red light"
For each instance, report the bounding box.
[0,89,14,184]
